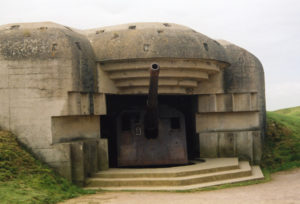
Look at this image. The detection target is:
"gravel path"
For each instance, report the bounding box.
[63,168,300,204]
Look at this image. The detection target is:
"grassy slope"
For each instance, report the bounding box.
[274,106,300,117]
[0,131,94,204]
[261,108,300,172]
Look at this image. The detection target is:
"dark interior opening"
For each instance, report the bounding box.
[151,63,159,69]
[171,117,180,129]
[100,94,199,168]
[121,113,131,131]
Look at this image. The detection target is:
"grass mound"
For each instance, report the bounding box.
[0,130,94,204]
[274,106,300,117]
[261,110,300,172]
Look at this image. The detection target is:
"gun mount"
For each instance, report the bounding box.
[116,63,188,167]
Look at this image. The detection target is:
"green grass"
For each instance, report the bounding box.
[261,108,300,172]
[0,130,95,204]
[274,106,300,117]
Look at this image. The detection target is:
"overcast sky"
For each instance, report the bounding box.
[1,0,299,110]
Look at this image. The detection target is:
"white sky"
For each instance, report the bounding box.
[1,0,300,110]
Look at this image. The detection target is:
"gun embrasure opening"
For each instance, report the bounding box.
[151,63,160,70]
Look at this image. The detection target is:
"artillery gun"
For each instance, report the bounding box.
[116,63,188,167]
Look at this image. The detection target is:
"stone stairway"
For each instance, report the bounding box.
[85,158,264,191]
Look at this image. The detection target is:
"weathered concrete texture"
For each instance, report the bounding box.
[50,143,72,180]
[195,71,225,95]
[218,40,264,93]
[218,40,266,162]
[199,132,218,157]
[199,131,260,162]
[69,139,109,186]
[70,142,85,185]
[97,139,109,171]
[0,22,101,181]
[198,93,258,113]
[51,115,100,143]
[66,92,107,115]
[85,23,228,62]
[196,112,260,132]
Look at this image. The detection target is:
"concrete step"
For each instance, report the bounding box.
[86,161,253,188]
[91,158,239,178]
[87,165,264,191]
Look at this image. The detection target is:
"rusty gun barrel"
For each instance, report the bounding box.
[144,63,160,139]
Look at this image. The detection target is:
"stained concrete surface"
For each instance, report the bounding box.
[62,168,300,204]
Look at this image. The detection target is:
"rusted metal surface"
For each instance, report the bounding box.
[116,63,188,167]
[144,63,160,139]
[117,107,188,167]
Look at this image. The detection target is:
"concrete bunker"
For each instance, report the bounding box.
[0,22,266,185]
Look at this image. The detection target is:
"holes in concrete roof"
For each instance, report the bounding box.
[10,25,20,30]
[157,29,164,34]
[75,42,81,50]
[203,43,209,51]
[39,27,48,31]
[144,44,150,52]
[163,23,171,27]
[128,25,136,30]
[52,43,57,51]
[111,33,119,40]
[96,30,105,34]
[213,40,221,46]
[51,43,58,57]
[64,26,73,31]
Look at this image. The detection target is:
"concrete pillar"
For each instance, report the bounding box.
[97,139,109,170]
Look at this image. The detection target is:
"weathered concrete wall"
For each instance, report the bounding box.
[51,116,100,143]
[0,22,100,170]
[196,112,260,132]
[98,139,109,171]
[220,40,266,163]
[199,131,261,161]
[198,93,258,113]
[194,71,225,95]
[196,40,265,163]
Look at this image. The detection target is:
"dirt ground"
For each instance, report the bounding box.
[63,168,300,204]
